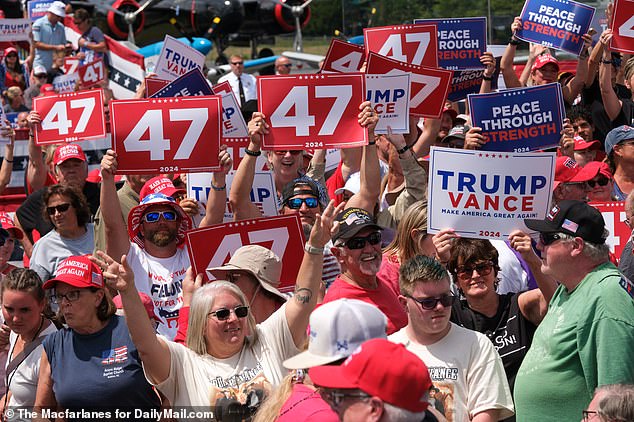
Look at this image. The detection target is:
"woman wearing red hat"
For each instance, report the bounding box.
[0,211,23,277]
[1,47,29,94]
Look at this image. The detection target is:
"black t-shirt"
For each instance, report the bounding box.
[614,98,634,128]
[581,80,632,144]
[16,182,100,242]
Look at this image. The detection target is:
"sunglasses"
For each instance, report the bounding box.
[407,294,454,310]
[344,231,382,250]
[142,210,177,223]
[456,261,494,281]
[208,305,249,321]
[280,63,292,68]
[286,197,319,209]
[273,150,302,156]
[587,177,610,188]
[231,61,244,65]
[46,203,71,215]
[320,389,371,408]
[539,232,563,246]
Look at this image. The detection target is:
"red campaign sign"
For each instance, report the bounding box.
[364,24,439,68]
[145,77,170,97]
[33,89,107,145]
[322,39,365,73]
[258,73,367,150]
[185,214,306,292]
[590,201,630,261]
[222,138,270,172]
[366,52,452,118]
[212,80,233,95]
[62,56,80,74]
[609,0,634,54]
[78,59,106,88]
[110,96,222,174]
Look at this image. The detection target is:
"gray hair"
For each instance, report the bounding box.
[382,402,428,422]
[186,281,258,356]
[556,233,610,262]
[595,384,634,422]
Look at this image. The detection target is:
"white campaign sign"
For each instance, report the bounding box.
[52,73,79,94]
[365,73,410,134]
[427,147,556,239]
[219,92,248,138]
[154,35,206,81]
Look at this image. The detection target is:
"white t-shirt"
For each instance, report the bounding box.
[491,240,529,294]
[126,243,190,339]
[5,323,58,411]
[151,304,299,411]
[389,324,514,422]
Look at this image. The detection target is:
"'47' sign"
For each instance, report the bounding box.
[364,24,439,68]
[609,0,634,54]
[257,74,367,149]
[33,89,106,145]
[78,59,106,88]
[185,214,305,291]
[110,96,222,174]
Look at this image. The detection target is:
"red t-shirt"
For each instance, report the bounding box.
[377,253,401,296]
[325,161,345,207]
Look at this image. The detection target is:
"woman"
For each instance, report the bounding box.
[433,231,558,399]
[598,30,633,128]
[586,161,617,202]
[33,255,161,414]
[95,199,340,418]
[0,269,56,418]
[29,184,94,282]
[0,212,23,276]
[1,47,28,93]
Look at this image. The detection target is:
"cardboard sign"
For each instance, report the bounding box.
[365,73,410,134]
[366,52,452,118]
[427,147,556,239]
[0,19,31,42]
[28,0,54,21]
[145,77,170,97]
[321,39,365,73]
[609,0,634,54]
[591,201,629,259]
[185,214,305,291]
[257,74,367,150]
[468,83,564,152]
[223,138,270,172]
[52,73,79,94]
[212,80,233,95]
[33,89,107,145]
[364,24,439,68]
[0,108,10,144]
[517,0,595,55]
[151,68,213,98]
[413,17,487,70]
[110,96,222,174]
[154,35,206,81]
[78,59,106,88]
[187,170,278,225]
[62,57,81,75]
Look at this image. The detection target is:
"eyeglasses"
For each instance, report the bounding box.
[46,203,71,215]
[582,410,598,421]
[343,231,382,250]
[231,61,244,66]
[320,389,371,409]
[50,289,83,304]
[273,150,302,156]
[539,232,564,246]
[286,197,319,209]
[279,63,292,68]
[35,74,48,79]
[456,261,494,281]
[587,177,610,188]
[142,210,177,223]
[407,294,454,310]
[208,305,249,321]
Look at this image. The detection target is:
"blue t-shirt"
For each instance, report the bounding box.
[32,16,66,71]
[78,26,106,66]
[43,315,160,414]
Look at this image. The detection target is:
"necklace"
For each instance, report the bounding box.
[277,386,321,417]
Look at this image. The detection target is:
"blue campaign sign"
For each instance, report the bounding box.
[468,83,564,153]
[150,68,213,98]
[448,62,500,102]
[413,17,487,70]
[517,0,595,55]
[28,0,53,22]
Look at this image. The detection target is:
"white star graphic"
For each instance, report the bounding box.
[124,78,130,87]
[113,72,121,82]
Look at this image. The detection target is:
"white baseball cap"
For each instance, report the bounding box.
[283,298,387,369]
[48,1,66,18]
[334,171,361,196]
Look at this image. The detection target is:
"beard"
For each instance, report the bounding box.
[302,223,313,239]
[146,228,178,247]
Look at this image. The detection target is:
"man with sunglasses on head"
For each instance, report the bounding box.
[514,200,634,421]
[99,150,193,340]
[390,255,515,422]
[323,207,407,334]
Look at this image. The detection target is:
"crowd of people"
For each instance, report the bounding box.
[0,1,632,421]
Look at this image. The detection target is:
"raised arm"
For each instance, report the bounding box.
[99,150,131,262]
[305,149,326,187]
[200,145,233,227]
[26,111,48,192]
[94,251,172,384]
[598,29,623,121]
[228,113,266,221]
[562,34,591,104]
[0,127,15,195]
[412,117,440,159]
[285,200,344,347]
[479,52,497,94]
[501,17,523,88]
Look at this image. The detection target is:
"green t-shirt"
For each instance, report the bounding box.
[514,262,634,421]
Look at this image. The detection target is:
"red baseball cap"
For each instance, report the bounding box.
[583,161,613,180]
[53,144,86,166]
[139,176,186,200]
[531,54,560,72]
[442,106,457,120]
[554,156,595,188]
[0,211,23,240]
[40,84,56,96]
[573,136,601,151]
[43,255,103,290]
[309,339,432,412]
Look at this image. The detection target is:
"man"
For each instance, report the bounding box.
[23,66,48,109]
[572,136,601,167]
[552,156,595,204]
[275,56,292,75]
[604,125,634,200]
[323,207,407,334]
[514,200,634,420]
[217,54,257,107]
[100,150,193,339]
[32,1,69,75]
[3,87,28,113]
[583,384,634,422]
[310,338,435,422]
[390,255,514,422]
[15,144,99,256]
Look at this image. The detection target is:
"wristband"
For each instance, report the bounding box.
[601,59,613,65]
[304,243,324,255]
[368,141,376,146]
[211,181,226,191]
[4,158,13,163]
[397,144,410,155]
[508,38,520,46]
[482,75,493,81]
[244,148,261,157]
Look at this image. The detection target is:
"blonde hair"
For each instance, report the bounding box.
[252,373,296,422]
[186,281,258,356]
[384,200,428,263]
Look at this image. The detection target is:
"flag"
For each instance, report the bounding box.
[101,345,128,365]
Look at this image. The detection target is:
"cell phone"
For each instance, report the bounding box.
[588,28,597,36]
